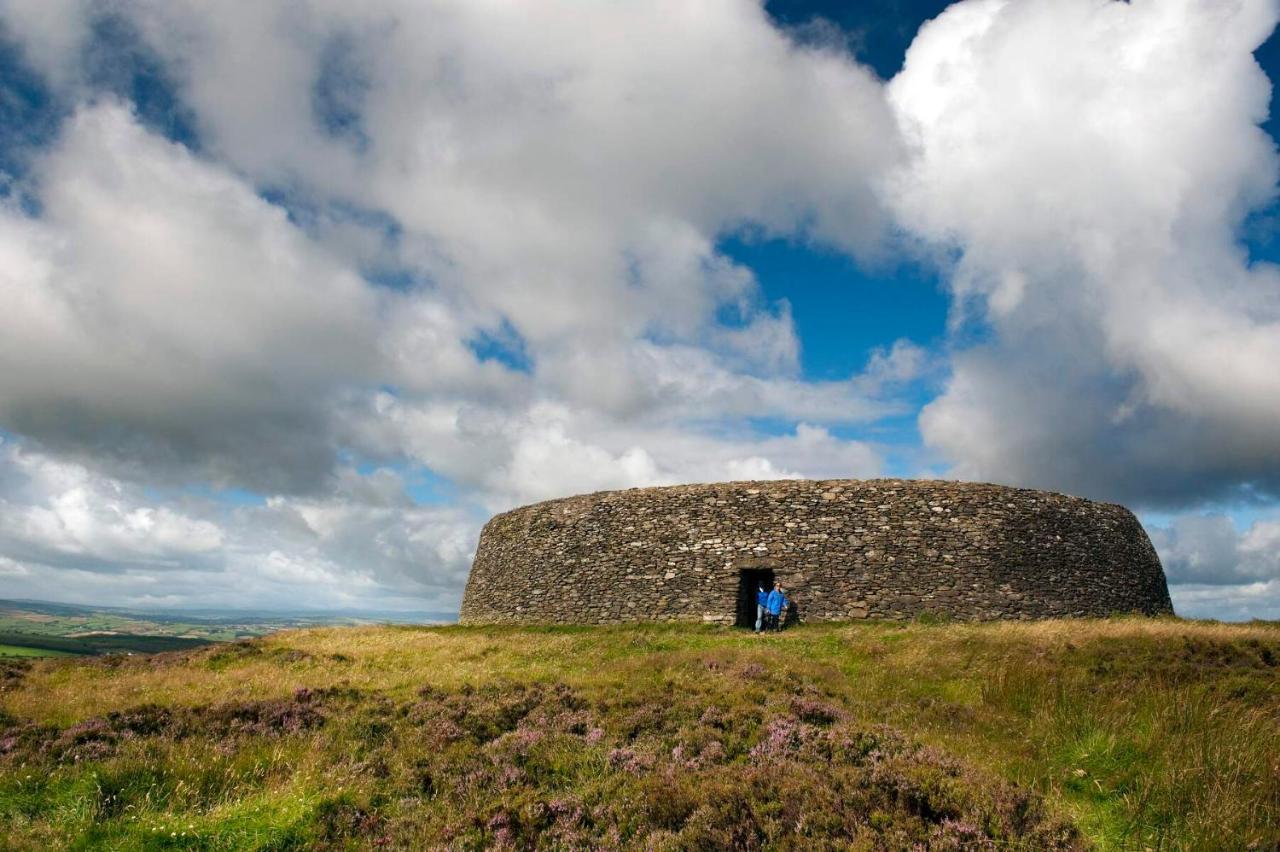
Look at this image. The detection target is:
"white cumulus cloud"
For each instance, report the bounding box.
[889,0,1280,508]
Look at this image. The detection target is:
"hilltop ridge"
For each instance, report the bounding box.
[1,618,1276,849]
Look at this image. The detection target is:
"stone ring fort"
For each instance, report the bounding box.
[460,478,1174,625]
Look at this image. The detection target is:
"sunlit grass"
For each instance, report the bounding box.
[1,618,1276,849]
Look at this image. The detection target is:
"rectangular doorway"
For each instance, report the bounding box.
[736,568,775,628]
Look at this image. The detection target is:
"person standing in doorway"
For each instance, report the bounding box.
[765,582,789,632]
[755,583,769,633]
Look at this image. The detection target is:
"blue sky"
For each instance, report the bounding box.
[0,0,1276,619]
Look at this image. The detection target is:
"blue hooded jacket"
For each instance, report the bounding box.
[766,589,788,615]
[756,588,769,608]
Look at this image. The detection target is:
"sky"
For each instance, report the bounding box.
[0,0,1277,620]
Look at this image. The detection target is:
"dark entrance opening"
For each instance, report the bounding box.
[736,568,775,628]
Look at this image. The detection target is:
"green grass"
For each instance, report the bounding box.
[0,644,77,658]
[0,618,1276,849]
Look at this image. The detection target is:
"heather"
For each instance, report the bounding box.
[0,619,1276,849]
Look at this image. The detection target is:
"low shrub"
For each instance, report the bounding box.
[0,619,1274,848]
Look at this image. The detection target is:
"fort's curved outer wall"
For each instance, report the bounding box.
[459,479,1173,624]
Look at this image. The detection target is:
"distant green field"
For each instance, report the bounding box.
[0,631,214,656]
[0,599,452,653]
[0,600,449,669]
[0,643,76,658]
[0,613,248,642]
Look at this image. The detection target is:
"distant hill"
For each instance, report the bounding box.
[0,618,1276,848]
[0,598,457,657]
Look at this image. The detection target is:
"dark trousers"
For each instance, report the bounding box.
[764,612,782,631]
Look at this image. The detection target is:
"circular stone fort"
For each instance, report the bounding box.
[459,479,1174,625]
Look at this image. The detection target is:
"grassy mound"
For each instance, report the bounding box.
[0,619,1276,849]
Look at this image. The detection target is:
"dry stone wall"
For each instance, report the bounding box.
[459,479,1173,624]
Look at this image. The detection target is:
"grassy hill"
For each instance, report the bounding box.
[0,619,1276,850]
[0,600,455,658]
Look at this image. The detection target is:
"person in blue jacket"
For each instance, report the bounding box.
[754,583,769,633]
[765,582,790,632]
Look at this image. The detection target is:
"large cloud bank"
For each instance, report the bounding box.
[0,0,1275,616]
[892,0,1280,509]
[1148,511,1280,620]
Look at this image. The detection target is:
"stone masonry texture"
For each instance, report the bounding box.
[459,479,1174,625]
